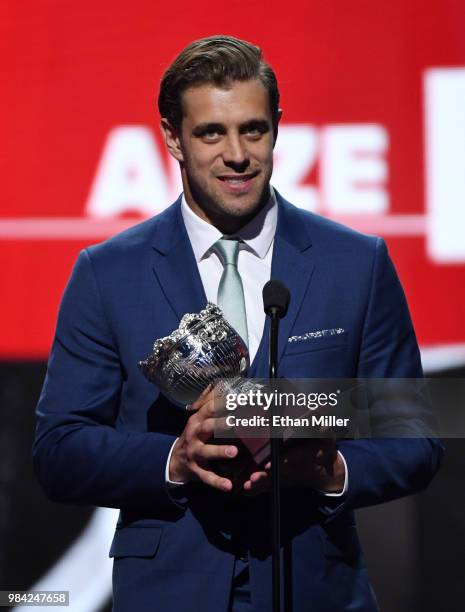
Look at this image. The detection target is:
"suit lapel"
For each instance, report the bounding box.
[151,198,207,320]
[151,195,315,376]
[260,195,315,371]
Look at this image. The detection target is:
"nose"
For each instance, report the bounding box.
[223,134,250,173]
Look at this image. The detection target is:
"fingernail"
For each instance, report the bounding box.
[185,403,192,411]
[225,446,236,457]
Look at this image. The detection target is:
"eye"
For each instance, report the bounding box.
[243,123,269,139]
[193,124,224,141]
[245,129,264,141]
[203,129,220,141]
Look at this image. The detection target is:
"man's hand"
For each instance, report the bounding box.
[242,438,346,496]
[169,384,238,492]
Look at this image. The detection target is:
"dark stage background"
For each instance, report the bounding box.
[1,363,464,611]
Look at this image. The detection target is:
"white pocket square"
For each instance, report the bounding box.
[288,328,345,343]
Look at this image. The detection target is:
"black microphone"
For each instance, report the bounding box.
[262,280,290,319]
[262,279,290,612]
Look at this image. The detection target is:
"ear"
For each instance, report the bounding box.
[160,118,184,162]
[273,108,283,147]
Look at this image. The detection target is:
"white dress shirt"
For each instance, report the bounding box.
[165,189,347,497]
[181,190,277,362]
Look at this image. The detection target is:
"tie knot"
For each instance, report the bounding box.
[213,238,240,267]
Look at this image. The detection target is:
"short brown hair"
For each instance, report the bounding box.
[158,35,280,134]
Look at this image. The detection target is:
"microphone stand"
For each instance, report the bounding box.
[268,308,282,612]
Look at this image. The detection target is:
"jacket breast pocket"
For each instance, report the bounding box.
[284,332,348,356]
[109,526,163,558]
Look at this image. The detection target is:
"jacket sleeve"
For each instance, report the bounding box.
[336,238,443,510]
[32,249,180,513]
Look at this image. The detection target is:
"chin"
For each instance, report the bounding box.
[222,202,263,219]
[221,192,269,217]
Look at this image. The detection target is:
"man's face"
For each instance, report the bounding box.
[164,79,280,231]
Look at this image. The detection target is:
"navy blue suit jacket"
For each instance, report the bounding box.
[33,193,442,612]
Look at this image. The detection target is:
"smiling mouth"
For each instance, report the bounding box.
[217,172,259,184]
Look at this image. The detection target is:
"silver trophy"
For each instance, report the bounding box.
[138,303,250,405]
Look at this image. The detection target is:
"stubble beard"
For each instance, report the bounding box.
[183,163,273,231]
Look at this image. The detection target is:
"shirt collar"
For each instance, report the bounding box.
[181,187,277,263]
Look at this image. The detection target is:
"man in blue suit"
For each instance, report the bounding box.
[33,36,442,611]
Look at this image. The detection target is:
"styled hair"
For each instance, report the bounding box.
[158,35,280,134]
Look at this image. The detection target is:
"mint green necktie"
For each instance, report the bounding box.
[212,238,249,347]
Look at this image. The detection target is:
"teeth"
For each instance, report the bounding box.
[222,177,250,183]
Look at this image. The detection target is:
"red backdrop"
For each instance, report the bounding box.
[1,0,465,364]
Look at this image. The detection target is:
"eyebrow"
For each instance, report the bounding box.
[192,122,225,136]
[192,118,270,136]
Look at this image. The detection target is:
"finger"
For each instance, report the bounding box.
[212,391,228,417]
[195,416,218,441]
[196,398,217,420]
[194,464,233,492]
[185,389,213,411]
[203,414,234,439]
[243,472,270,495]
[195,443,238,462]
[243,470,268,487]
[193,390,229,421]
[188,414,229,446]
[190,383,214,411]
[250,471,268,483]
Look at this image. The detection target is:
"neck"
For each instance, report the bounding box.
[186,203,264,235]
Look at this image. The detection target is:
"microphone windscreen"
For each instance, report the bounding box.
[263,280,290,318]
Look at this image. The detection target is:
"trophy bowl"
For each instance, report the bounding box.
[138,303,249,405]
